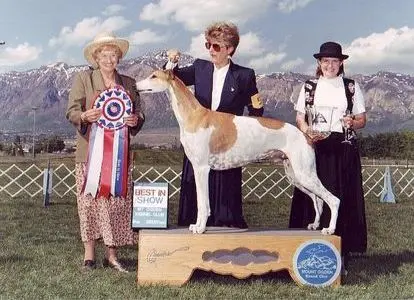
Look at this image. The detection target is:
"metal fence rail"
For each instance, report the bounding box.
[0,163,412,199]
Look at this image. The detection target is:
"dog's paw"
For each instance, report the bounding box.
[321,227,335,235]
[307,223,319,231]
[189,223,206,234]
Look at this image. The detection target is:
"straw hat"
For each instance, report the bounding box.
[83,32,129,68]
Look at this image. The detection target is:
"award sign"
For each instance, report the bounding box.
[132,182,168,229]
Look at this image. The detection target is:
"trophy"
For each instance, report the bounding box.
[305,105,335,139]
[340,109,353,144]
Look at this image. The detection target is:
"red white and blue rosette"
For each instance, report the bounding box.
[83,86,132,199]
[95,87,132,130]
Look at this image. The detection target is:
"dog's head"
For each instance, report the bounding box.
[136,70,175,93]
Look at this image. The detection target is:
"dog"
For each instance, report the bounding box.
[136,70,340,235]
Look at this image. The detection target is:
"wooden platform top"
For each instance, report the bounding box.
[139,227,339,238]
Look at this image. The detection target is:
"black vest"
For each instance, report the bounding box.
[304,77,355,110]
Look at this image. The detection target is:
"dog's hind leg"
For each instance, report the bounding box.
[189,165,211,234]
[296,173,339,235]
[307,193,323,231]
[284,159,321,230]
[285,155,339,235]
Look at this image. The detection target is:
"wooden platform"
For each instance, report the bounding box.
[137,227,341,286]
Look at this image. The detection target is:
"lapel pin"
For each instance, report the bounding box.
[231,87,235,92]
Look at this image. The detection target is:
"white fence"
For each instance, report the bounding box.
[0,163,412,200]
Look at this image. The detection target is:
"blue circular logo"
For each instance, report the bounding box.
[293,240,341,287]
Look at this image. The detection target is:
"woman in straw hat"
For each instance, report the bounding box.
[289,41,367,275]
[66,32,144,272]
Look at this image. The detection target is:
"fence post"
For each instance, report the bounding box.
[379,166,396,203]
[43,159,53,207]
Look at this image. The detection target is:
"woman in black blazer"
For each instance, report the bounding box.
[166,22,264,228]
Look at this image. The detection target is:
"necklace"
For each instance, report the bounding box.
[101,71,116,89]
[103,80,115,89]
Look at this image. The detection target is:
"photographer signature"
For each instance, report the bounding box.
[147,246,190,263]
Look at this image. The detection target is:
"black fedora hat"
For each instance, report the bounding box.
[313,41,348,60]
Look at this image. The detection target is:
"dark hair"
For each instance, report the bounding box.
[315,59,345,77]
[204,21,239,56]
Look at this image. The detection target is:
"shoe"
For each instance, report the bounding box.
[82,260,96,271]
[102,258,129,273]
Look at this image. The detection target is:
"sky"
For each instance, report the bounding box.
[2,0,414,76]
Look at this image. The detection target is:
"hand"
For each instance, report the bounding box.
[305,128,327,143]
[123,113,142,127]
[167,48,180,63]
[81,108,101,123]
[342,115,354,128]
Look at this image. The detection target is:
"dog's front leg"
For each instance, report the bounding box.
[189,166,211,234]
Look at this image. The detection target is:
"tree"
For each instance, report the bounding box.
[39,135,65,153]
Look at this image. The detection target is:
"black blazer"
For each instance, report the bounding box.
[172,58,263,116]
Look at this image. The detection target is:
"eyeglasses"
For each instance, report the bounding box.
[320,58,342,66]
[205,41,227,52]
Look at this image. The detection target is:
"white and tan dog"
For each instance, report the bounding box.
[137,70,340,235]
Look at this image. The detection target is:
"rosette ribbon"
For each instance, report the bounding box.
[83,86,132,199]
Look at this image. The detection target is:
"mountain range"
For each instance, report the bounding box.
[0,50,413,138]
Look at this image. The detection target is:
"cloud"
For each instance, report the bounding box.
[344,26,414,74]
[280,57,304,71]
[248,52,287,71]
[237,32,266,57]
[276,0,315,13]
[139,0,273,32]
[49,16,131,48]
[128,29,168,45]
[0,43,42,66]
[102,4,125,16]
[188,34,209,59]
[54,50,79,66]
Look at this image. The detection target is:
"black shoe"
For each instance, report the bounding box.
[102,258,129,273]
[82,260,96,271]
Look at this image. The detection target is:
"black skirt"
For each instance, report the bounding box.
[289,133,367,254]
[177,154,248,228]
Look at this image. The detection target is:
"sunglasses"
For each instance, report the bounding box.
[205,41,226,52]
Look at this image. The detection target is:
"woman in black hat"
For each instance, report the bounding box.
[288,41,367,274]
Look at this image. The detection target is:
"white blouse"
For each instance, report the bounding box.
[295,76,365,133]
[211,63,230,111]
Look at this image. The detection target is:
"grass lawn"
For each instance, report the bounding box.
[1,191,413,300]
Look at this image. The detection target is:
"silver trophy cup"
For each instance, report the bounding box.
[305,105,335,139]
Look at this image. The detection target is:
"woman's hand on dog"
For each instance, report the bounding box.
[167,49,181,63]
